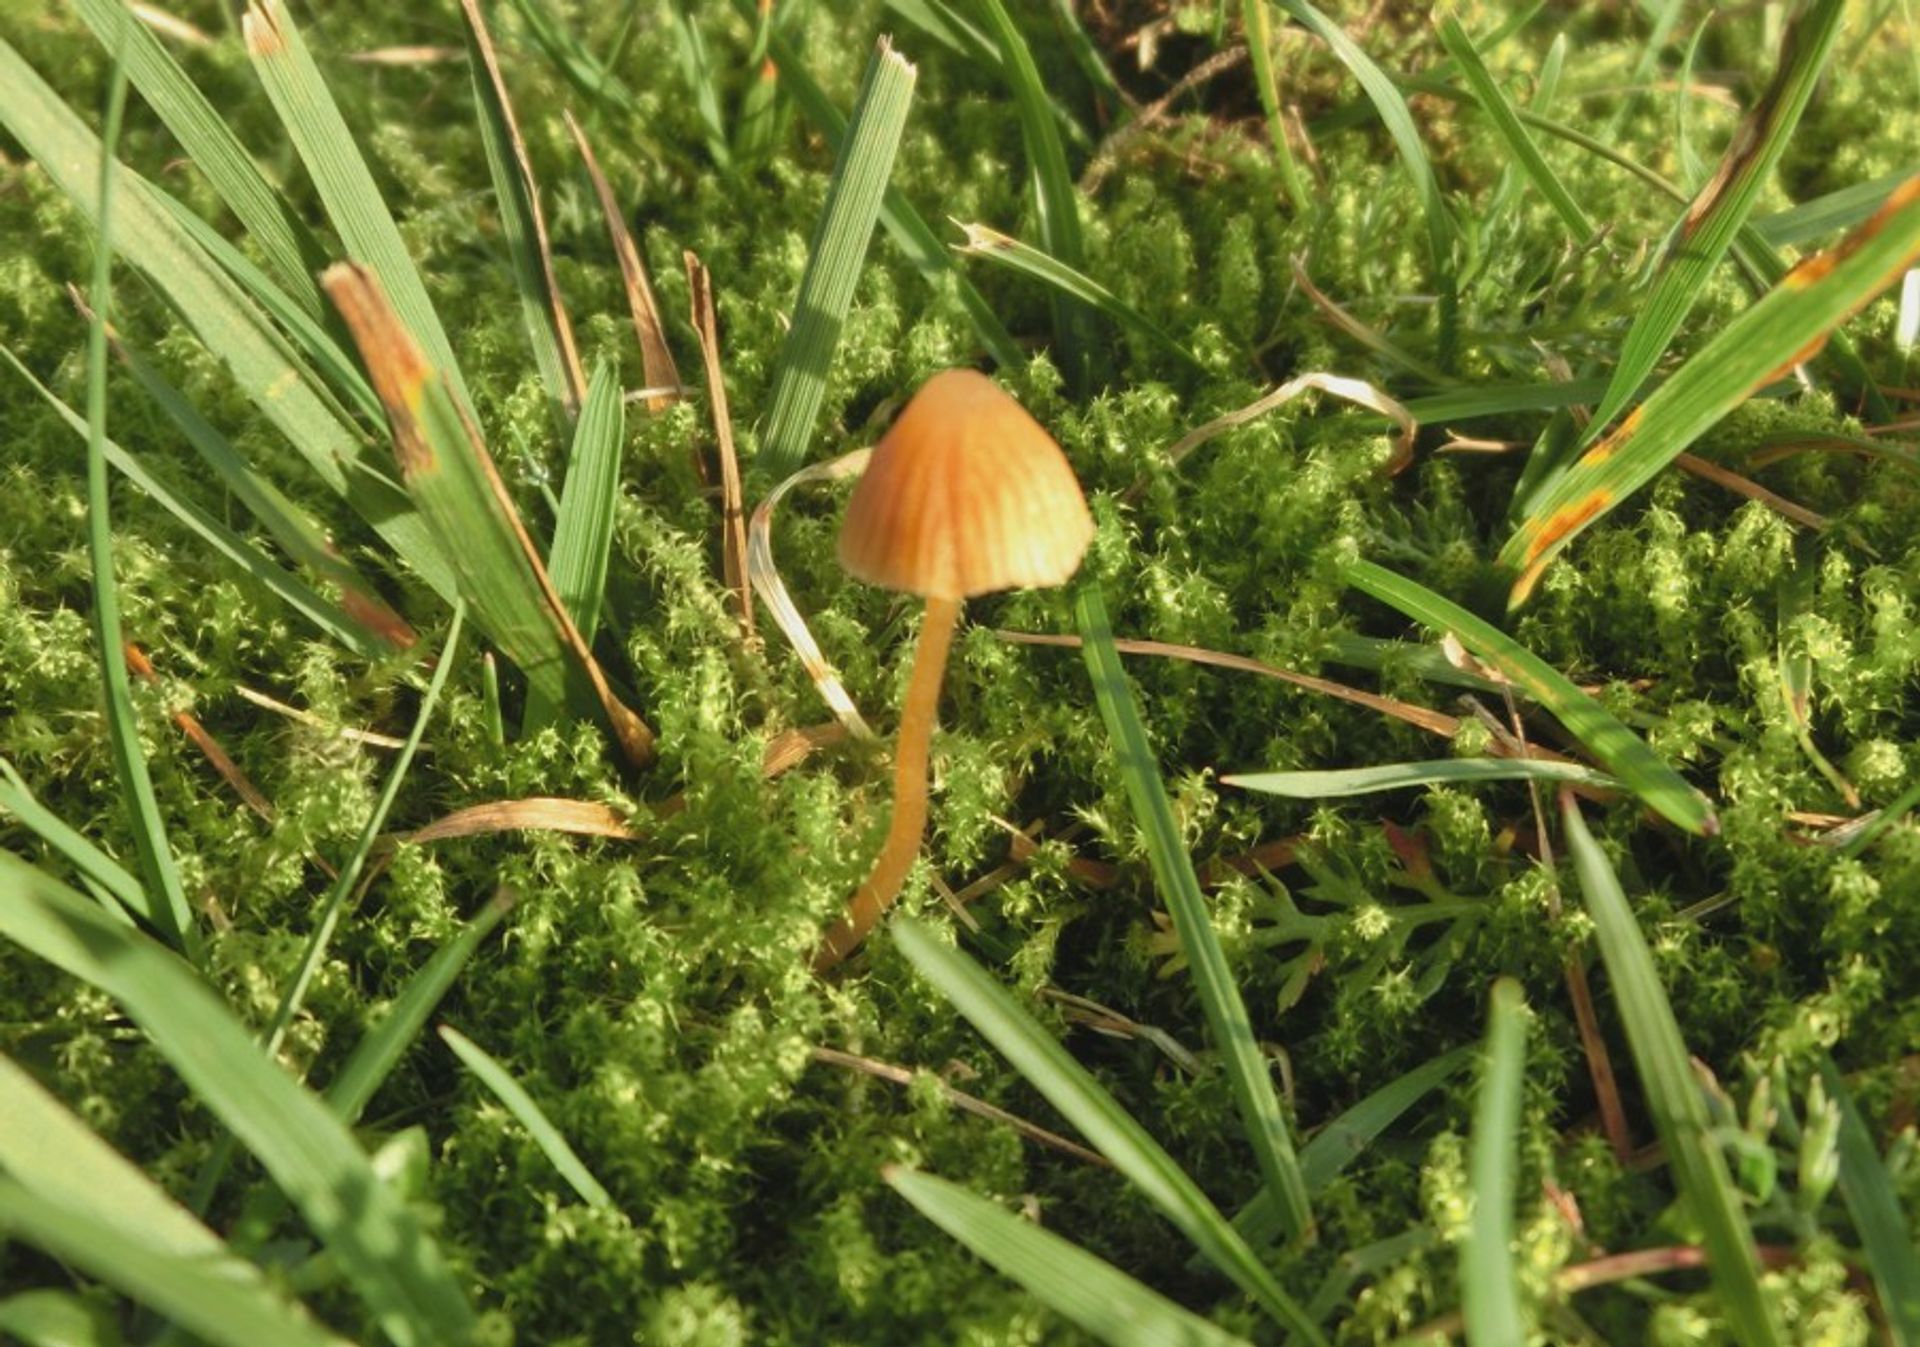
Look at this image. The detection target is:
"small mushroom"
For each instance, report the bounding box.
[814,369,1094,970]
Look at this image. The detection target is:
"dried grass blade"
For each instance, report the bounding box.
[1502,177,1920,606]
[461,0,586,418]
[1161,371,1416,479]
[567,111,682,412]
[123,644,274,821]
[761,39,917,476]
[747,449,877,741]
[685,253,754,637]
[403,798,640,846]
[324,263,656,766]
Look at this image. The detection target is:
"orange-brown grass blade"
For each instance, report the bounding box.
[567,111,682,413]
[323,263,656,766]
[402,797,639,846]
[684,252,753,640]
[124,643,274,822]
[1502,176,1920,608]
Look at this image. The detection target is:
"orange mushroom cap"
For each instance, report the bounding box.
[838,370,1094,601]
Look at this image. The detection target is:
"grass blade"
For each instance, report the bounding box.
[955,223,1203,369]
[752,15,1022,370]
[0,761,145,924]
[1272,0,1457,364]
[0,35,457,604]
[461,0,585,420]
[326,890,517,1124]
[1462,978,1529,1345]
[70,0,324,316]
[685,253,754,636]
[760,38,917,476]
[0,1291,119,1347]
[664,0,733,173]
[83,58,197,959]
[1752,169,1920,248]
[1817,1058,1920,1346]
[1076,586,1312,1240]
[241,0,474,412]
[1501,177,1920,607]
[886,1167,1253,1347]
[324,263,657,766]
[438,1025,613,1209]
[1343,561,1716,835]
[0,854,477,1345]
[890,919,1328,1345]
[567,112,682,412]
[1435,17,1591,241]
[1243,0,1311,214]
[1560,795,1786,1347]
[0,1180,348,1347]
[978,0,1093,389]
[1224,758,1618,798]
[1226,1047,1472,1251]
[1579,0,1846,440]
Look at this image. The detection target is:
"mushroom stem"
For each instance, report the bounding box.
[813,594,962,971]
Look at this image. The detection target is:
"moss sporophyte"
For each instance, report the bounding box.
[813,370,1094,970]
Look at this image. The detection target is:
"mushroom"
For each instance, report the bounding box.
[814,369,1094,971]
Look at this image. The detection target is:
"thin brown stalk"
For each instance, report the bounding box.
[1675,452,1828,530]
[810,1046,1110,1169]
[1079,45,1242,193]
[684,252,754,641]
[125,643,274,821]
[231,685,409,749]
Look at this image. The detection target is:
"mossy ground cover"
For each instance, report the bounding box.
[2,1,1919,1343]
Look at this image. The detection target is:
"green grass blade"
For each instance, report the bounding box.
[1436,17,1591,241]
[1580,0,1848,440]
[1817,1058,1920,1346]
[461,0,585,421]
[886,1168,1254,1347]
[544,359,625,644]
[0,35,457,604]
[0,761,145,924]
[326,890,517,1124]
[69,0,324,317]
[0,1180,349,1347]
[0,854,477,1345]
[760,38,917,476]
[1076,585,1312,1240]
[1560,796,1786,1347]
[325,263,657,766]
[978,0,1093,389]
[1501,177,1920,607]
[0,1290,120,1347]
[1045,0,1127,124]
[1271,0,1457,364]
[241,0,474,412]
[955,223,1203,369]
[1462,978,1529,1345]
[1227,1047,1472,1251]
[2,347,385,659]
[83,58,197,959]
[1752,169,1920,248]
[891,920,1327,1344]
[753,18,1022,370]
[1399,378,1612,422]
[1344,560,1715,834]
[437,1025,613,1209]
[1224,758,1618,799]
[1243,0,1311,214]
[665,0,733,172]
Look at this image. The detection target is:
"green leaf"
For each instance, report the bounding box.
[1462,979,1529,1346]
[1271,0,1457,363]
[69,0,324,315]
[1343,560,1717,835]
[1436,17,1592,241]
[462,0,586,421]
[0,1290,122,1347]
[1399,378,1613,423]
[324,263,656,767]
[1076,586,1311,1240]
[1817,1058,1920,1346]
[83,58,197,960]
[1560,796,1786,1347]
[1752,169,1920,248]
[1580,0,1848,440]
[241,0,475,412]
[1501,175,1920,607]
[891,920,1327,1345]
[955,223,1203,369]
[978,0,1094,388]
[0,854,477,1346]
[438,1026,614,1210]
[760,39,917,476]
[1224,758,1618,799]
[886,1168,1253,1347]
